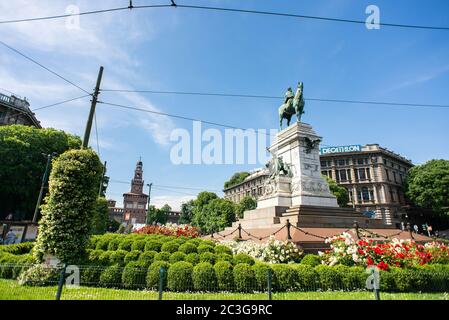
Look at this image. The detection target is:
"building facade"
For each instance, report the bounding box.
[0,92,41,128]
[223,144,413,227]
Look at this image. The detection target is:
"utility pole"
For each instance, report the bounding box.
[147,183,153,211]
[33,153,56,223]
[98,161,107,197]
[82,66,104,149]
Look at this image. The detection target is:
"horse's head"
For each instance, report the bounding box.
[297,82,304,90]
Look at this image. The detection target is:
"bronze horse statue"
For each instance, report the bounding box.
[279,82,305,129]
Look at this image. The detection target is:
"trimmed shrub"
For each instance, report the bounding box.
[18,264,59,286]
[214,245,232,256]
[179,243,197,254]
[95,238,110,251]
[98,251,113,265]
[118,239,133,252]
[186,238,202,247]
[147,261,170,289]
[88,249,104,264]
[233,253,255,266]
[109,250,127,265]
[252,263,272,291]
[193,262,217,291]
[80,265,103,286]
[154,252,171,262]
[393,268,431,292]
[201,240,216,247]
[379,270,396,292]
[216,253,233,263]
[99,264,123,288]
[138,251,157,267]
[124,251,141,264]
[161,241,180,254]
[272,264,298,291]
[334,265,365,290]
[131,240,146,252]
[170,252,187,263]
[0,242,35,255]
[197,244,215,254]
[122,261,147,289]
[300,254,321,267]
[185,253,200,265]
[167,261,194,292]
[107,238,121,251]
[294,265,319,291]
[233,263,255,292]
[315,265,341,290]
[199,252,216,265]
[214,261,234,291]
[145,240,163,252]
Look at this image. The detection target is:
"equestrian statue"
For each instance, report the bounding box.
[279,82,305,129]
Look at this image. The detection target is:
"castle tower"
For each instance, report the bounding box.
[123,159,148,225]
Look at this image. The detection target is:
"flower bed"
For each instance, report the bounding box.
[133,223,200,238]
[319,232,449,270]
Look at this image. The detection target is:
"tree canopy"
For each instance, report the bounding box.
[404,159,449,217]
[224,172,250,189]
[324,176,350,207]
[146,204,172,225]
[235,196,257,219]
[0,125,81,220]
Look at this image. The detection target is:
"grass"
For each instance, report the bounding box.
[0,280,448,300]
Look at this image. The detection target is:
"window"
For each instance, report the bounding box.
[337,159,346,166]
[339,169,347,181]
[358,168,366,180]
[321,161,327,168]
[361,187,370,201]
[357,158,364,165]
[366,168,371,180]
[389,187,395,201]
[386,169,390,181]
[347,169,351,181]
[393,171,397,183]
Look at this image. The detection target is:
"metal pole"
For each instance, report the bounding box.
[238,223,242,240]
[82,66,104,149]
[158,267,165,300]
[353,221,360,239]
[98,161,107,197]
[32,153,53,223]
[267,268,272,301]
[55,263,67,301]
[286,219,292,240]
[147,183,153,212]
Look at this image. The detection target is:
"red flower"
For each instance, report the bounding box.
[367,257,374,266]
[377,261,389,271]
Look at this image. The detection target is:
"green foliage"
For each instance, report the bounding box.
[197,244,215,254]
[233,263,255,292]
[192,262,217,291]
[124,251,141,264]
[138,251,157,267]
[315,265,342,290]
[98,251,113,265]
[233,253,255,266]
[107,238,121,251]
[154,252,171,262]
[294,265,319,290]
[216,253,233,263]
[334,265,365,290]
[80,266,103,286]
[252,263,271,291]
[199,198,236,234]
[99,265,123,288]
[272,264,298,291]
[300,254,322,267]
[214,261,234,291]
[0,125,81,220]
[179,200,194,224]
[145,240,163,252]
[199,252,217,265]
[131,240,146,252]
[178,242,197,254]
[118,238,133,251]
[214,245,233,256]
[0,242,34,255]
[324,176,350,207]
[146,204,172,225]
[185,253,200,265]
[224,172,250,189]
[170,252,187,263]
[167,261,194,292]
[95,237,110,251]
[34,149,103,263]
[161,241,180,254]
[91,197,109,235]
[190,192,218,231]
[404,159,449,216]
[121,261,147,289]
[18,265,59,286]
[147,261,170,289]
[109,250,127,265]
[235,196,257,219]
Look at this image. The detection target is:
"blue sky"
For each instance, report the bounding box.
[1,0,448,210]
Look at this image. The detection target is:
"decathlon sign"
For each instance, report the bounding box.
[320,145,362,155]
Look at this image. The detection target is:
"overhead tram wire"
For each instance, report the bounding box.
[109,179,221,193]
[0,40,91,95]
[0,2,448,31]
[100,89,449,109]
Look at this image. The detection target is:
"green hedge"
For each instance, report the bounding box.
[214,245,232,256]
[185,253,200,265]
[233,263,255,292]
[272,264,298,291]
[154,252,171,262]
[167,261,193,292]
[233,253,255,266]
[161,241,180,254]
[178,243,197,254]
[252,263,272,291]
[99,264,123,288]
[145,240,163,252]
[131,240,146,252]
[199,252,216,265]
[197,244,215,254]
[192,262,217,291]
[0,242,35,255]
[147,261,170,289]
[122,261,147,289]
[170,252,186,263]
[300,254,321,267]
[139,251,157,267]
[214,261,234,291]
[109,250,127,265]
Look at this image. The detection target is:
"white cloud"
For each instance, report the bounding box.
[151,195,196,212]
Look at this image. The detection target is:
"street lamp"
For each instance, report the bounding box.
[146,183,153,212]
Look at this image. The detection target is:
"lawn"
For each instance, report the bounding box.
[0,280,447,300]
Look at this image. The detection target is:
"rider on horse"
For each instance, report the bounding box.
[284,87,294,108]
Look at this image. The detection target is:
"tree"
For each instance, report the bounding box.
[224,172,250,189]
[404,159,449,216]
[202,198,236,234]
[191,192,218,229]
[0,125,81,220]
[179,200,194,224]
[91,197,109,235]
[146,204,171,225]
[146,205,158,225]
[34,149,103,263]
[324,176,350,207]
[235,196,257,219]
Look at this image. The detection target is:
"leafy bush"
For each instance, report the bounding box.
[294,265,319,291]
[99,264,123,288]
[216,253,233,263]
[185,253,200,265]
[161,241,180,254]
[147,261,170,289]
[233,263,255,292]
[18,264,59,286]
[138,251,157,267]
[179,243,197,254]
[0,242,35,255]
[118,239,133,252]
[315,265,342,290]
[109,250,127,265]
[98,251,113,265]
[170,252,187,263]
[187,238,202,247]
[300,254,321,267]
[214,245,232,256]
[192,262,217,291]
[167,261,194,292]
[107,238,121,251]
[379,269,396,292]
[88,250,104,264]
[145,240,163,252]
[252,263,272,291]
[214,261,234,291]
[154,252,171,262]
[334,265,365,290]
[233,253,255,266]
[131,240,146,252]
[124,251,141,264]
[122,261,147,289]
[197,244,215,254]
[199,252,216,265]
[80,266,103,286]
[272,264,298,291]
[95,238,110,251]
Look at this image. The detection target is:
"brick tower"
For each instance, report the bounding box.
[123,159,148,225]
